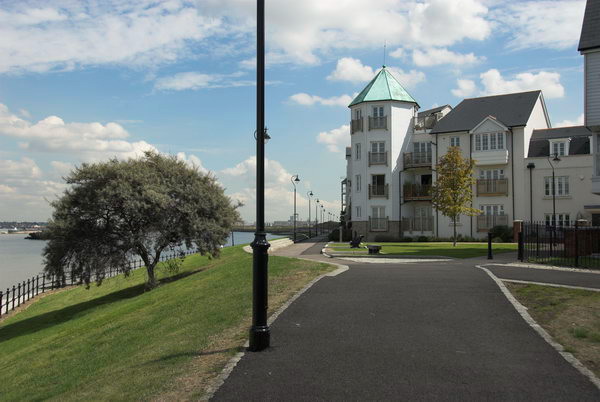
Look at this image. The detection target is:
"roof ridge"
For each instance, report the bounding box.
[461,90,541,101]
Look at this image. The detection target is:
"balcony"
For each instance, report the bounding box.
[477,214,509,231]
[369,217,389,231]
[403,184,432,201]
[368,151,388,166]
[402,216,433,233]
[472,149,509,166]
[368,116,387,130]
[369,184,389,199]
[403,152,432,168]
[413,115,440,131]
[351,117,363,134]
[476,179,508,196]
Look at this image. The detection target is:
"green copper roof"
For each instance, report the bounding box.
[349,67,419,107]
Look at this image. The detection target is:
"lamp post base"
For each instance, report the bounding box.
[249,326,270,351]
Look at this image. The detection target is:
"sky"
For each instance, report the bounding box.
[0,0,589,223]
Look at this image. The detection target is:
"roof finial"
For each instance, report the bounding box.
[383,40,387,68]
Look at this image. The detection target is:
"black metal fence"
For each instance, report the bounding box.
[521,221,600,269]
[0,249,195,319]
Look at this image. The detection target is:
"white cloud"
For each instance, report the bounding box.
[327,58,375,83]
[0,1,221,73]
[176,152,208,174]
[451,79,478,98]
[0,157,42,179]
[316,125,350,153]
[412,47,484,67]
[289,93,353,107]
[386,67,426,89]
[498,0,586,50]
[154,71,253,91]
[389,48,405,59]
[555,113,584,127]
[0,103,157,160]
[479,69,564,99]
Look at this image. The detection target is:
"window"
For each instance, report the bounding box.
[372,174,385,187]
[450,136,460,147]
[413,141,432,156]
[355,143,361,160]
[474,132,505,151]
[355,174,361,192]
[550,140,567,156]
[545,213,570,227]
[480,205,504,215]
[371,174,386,196]
[479,169,505,180]
[544,176,569,196]
[354,109,362,120]
[372,106,384,117]
[371,141,385,153]
[371,206,386,230]
[356,206,361,218]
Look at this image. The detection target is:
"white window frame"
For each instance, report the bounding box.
[549,139,568,157]
[545,213,570,227]
[450,136,460,147]
[372,106,384,117]
[371,141,385,153]
[474,132,506,152]
[355,143,361,160]
[356,206,361,218]
[354,108,362,120]
[355,174,361,192]
[479,169,505,180]
[544,176,569,196]
[480,204,505,216]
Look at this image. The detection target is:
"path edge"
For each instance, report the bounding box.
[476,264,600,391]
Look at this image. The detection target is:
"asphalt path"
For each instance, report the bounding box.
[213,256,599,401]
[485,264,600,289]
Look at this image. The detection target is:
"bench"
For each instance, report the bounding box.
[349,235,364,249]
[367,244,382,255]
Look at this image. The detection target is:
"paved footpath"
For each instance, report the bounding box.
[213,241,600,401]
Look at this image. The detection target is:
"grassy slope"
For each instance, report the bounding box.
[327,242,517,258]
[507,283,600,377]
[0,246,333,400]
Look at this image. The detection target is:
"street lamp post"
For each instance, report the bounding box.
[315,199,320,235]
[307,191,313,238]
[291,175,300,243]
[547,153,561,225]
[249,0,269,352]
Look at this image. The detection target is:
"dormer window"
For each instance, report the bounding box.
[550,139,568,156]
[373,106,384,117]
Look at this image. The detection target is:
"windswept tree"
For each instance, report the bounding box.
[43,151,239,289]
[431,146,480,246]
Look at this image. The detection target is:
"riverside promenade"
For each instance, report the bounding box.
[213,240,600,401]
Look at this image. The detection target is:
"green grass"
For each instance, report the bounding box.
[507,283,600,378]
[327,242,517,259]
[0,246,333,400]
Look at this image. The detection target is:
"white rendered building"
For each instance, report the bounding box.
[343,67,600,241]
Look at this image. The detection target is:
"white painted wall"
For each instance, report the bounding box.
[584,50,600,129]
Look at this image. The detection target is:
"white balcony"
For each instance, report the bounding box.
[472,150,509,166]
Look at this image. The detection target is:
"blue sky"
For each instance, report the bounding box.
[0,0,588,222]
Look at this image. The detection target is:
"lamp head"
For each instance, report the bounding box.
[309,191,313,196]
[294,175,300,183]
[527,162,535,169]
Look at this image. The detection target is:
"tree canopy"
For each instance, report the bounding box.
[43,151,239,289]
[430,146,480,246]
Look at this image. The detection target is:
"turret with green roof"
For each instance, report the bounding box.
[349,66,419,107]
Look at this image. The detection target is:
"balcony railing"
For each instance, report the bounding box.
[402,217,433,233]
[403,152,432,168]
[368,116,387,130]
[476,179,508,196]
[369,217,389,231]
[413,114,440,131]
[369,183,389,199]
[403,184,432,200]
[351,117,363,134]
[477,214,509,231]
[368,151,388,166]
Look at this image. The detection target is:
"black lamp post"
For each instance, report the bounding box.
[547,153,561,225]
[527,162,535,221]
[291,175,300,242]
[307,191,313,238]
[249,0,269,352]
[315,199,320,235]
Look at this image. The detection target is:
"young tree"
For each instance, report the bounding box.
[43,151,239,289]
[430,146,480,246]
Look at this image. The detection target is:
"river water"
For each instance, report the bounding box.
[0,231,279,292]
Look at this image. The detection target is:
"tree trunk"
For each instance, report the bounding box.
[145,263,158,290]
[453,216,457,247]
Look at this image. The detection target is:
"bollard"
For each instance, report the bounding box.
[518,231,524,261]
[487,232,493,260]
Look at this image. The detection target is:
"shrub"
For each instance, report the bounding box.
[490,225,513,243]
[417,235,429,242]
[373,234,398,242]
[399,237,413,243]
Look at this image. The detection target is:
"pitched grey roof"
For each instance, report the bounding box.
[417,104,451,117]
[430,91,541,134]
[578,0,600,51]
[528,126,592,157]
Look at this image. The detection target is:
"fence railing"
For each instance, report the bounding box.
[368,151,387,166]
[368,183,389,199]
[368,116,387,130]
[403,183,432,200]
[369,217,389,231]
[476,178,508,196]
[0,249,195,318]
[351,118,363,133]
[477,214,508,231]
[521,221,600,269]
[402,216,433,233]
[413,114,440,131]
[403,152,432,168]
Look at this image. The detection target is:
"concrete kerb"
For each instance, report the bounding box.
[202,257,349,401]
[492,262,600,275]
[321,242,455,261]
[242,238,294,254]
[477,264,600,392]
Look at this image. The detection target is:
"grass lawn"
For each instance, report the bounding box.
[326,242,517,259]
[507,283,600,377]
[0,246,334,400]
